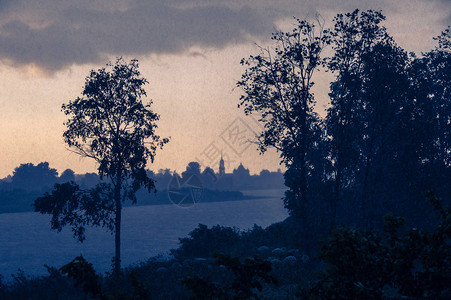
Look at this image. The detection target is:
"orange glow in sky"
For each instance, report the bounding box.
[0,0,449,178]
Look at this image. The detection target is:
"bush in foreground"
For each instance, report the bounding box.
[307,193,451,299]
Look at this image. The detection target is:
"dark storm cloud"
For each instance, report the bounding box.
[0,1,277,70]
[0,0,449,70]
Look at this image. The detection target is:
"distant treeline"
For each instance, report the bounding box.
[0,161,284,213]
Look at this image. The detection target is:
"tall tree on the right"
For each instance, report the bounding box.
[410,27,451,205]
[326,10,390,227]
[326,10,418,229]
[357,41,413,229]
[237,18,329,243]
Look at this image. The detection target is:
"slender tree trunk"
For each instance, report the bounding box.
[113,176,122,278]
[332,162,341,229]
[299,97,311,252]
[362,154,372,230]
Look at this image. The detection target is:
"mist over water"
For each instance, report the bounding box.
[0,190,286,280]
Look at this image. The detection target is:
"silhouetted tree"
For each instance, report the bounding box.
[201,166,216,189]
[35,181,114,242]
[58,169,75,183]
[326,10,389,227]
[326,10,423,229]
[410,27,451,202]
[181,161,201,180]
[11,162,58,191]
[358,41,413,228]
[238,11,451,245]
[154,168,172,190]
[76,172,101,188]
[36,58,168,277]
[237,18,329,237]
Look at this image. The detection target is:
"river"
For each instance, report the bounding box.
[0,189,287,279]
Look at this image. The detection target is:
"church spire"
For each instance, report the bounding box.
[219,154,225,176]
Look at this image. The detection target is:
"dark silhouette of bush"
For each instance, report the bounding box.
[182,254,277,300]
[0,266,85,300]
[307,192,451,299]
[60,256,105,300]
[172,224,242,260]
[58,169,76,183]
[11,162,58,191]
[171,220,314,262]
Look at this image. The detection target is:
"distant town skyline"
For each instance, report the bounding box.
[0,0,450,178]
[0,157,283,181]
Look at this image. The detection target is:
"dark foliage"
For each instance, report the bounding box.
[182,254,277,300]
[0,267,84,300]
[307,193,451,299]
[60,256,105,299]
[36,58,168,276]
[238,9,451,243]
[11,162,58,191]
[171,220,311,261]
[172,224,243,260]
[237,17,330,241]
[34,182,114,241]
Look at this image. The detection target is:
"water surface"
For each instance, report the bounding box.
[0,190,287,279]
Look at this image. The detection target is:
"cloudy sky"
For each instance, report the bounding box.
[0,0,449,178]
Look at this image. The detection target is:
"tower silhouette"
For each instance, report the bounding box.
[219,155,225,176]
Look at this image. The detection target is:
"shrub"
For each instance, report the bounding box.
[171,224,242,260]
[182,254,277,300]
[308,193,451,299]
